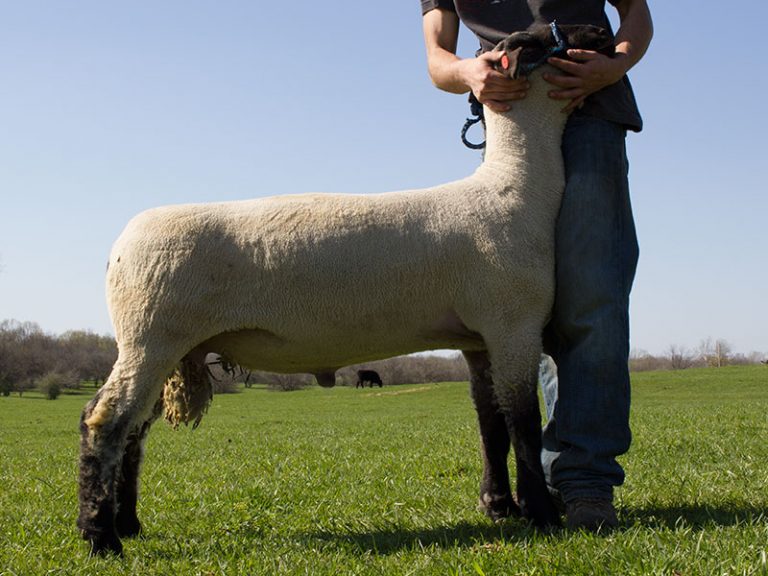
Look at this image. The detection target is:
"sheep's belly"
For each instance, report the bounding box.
[201,322,485,374]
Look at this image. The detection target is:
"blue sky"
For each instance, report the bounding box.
[1,1,766,356]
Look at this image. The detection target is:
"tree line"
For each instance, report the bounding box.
[0,320,117,398]
[1,319,764,397]
[211,353,471,392]
[630,338,766,372]
[0,319,471,397]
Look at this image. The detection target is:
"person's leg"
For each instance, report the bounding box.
[540,113,639,521]
[538,354,559,494]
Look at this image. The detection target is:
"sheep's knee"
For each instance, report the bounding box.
[83,401,114,431]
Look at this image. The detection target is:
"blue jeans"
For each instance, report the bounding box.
[539,112,639,503]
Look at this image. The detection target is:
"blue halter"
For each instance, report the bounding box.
[518,21,569,76]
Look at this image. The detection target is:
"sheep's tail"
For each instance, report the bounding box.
[162,357,213,430]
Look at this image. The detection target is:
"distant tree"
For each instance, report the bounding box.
[729,351,767,366]
[37,371,74,400]
[698,338,732,368]
[745,351,767,365]
[0,331,17,395]
[667,344,695,370]
[57,330,117,386]
[0,320,118,392]
[0,320,49,394]
[629,348,668,372]
[260,372,312,391]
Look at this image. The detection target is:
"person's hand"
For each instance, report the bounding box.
[458,51,530,113]
[543,50,627,112]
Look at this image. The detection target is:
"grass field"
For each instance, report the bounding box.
[1,366,766,575]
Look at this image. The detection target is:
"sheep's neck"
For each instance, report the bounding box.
[476,73,569,194]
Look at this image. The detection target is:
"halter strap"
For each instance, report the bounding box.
[518,20,569,76]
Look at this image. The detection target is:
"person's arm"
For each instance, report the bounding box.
[422,8,529,112]
[544,0,653,112]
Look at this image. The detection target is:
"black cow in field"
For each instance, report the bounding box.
[356,369,383,388]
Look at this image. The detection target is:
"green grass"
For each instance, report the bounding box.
[1,366,767,575]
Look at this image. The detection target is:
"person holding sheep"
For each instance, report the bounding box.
[421,0,653,531]
[77,22,632,554]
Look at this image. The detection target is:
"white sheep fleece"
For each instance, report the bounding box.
[104,68,567,406]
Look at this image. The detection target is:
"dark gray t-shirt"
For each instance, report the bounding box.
[421,0,642,131]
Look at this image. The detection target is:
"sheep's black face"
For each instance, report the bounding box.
[495,23,614,79]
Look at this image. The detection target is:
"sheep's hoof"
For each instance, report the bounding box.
[479,492,520,522]
[84,530,124,557]
[115,514,142,539]
[517,492,562,530]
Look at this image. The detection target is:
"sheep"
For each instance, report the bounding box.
[77,23,615,555]
[356,369,383,388]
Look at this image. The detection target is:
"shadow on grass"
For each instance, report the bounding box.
[623,503,767,530]
[127,504,767,558]
[303,503,768,555]
[306,519,546,555]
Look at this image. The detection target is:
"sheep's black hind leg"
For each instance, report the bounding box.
[78,387,131,556]
[463,351,519,521]
[114,397,163,538]
[78,356,174,556]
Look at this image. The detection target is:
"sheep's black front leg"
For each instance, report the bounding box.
[114,398,163,538]
[505,384,561,529]
[464,351,519,521]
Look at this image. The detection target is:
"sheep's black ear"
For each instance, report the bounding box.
[494,31,542,78]
[559,24,615,56]
[497,30,535,50]
[495,46,523,79]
